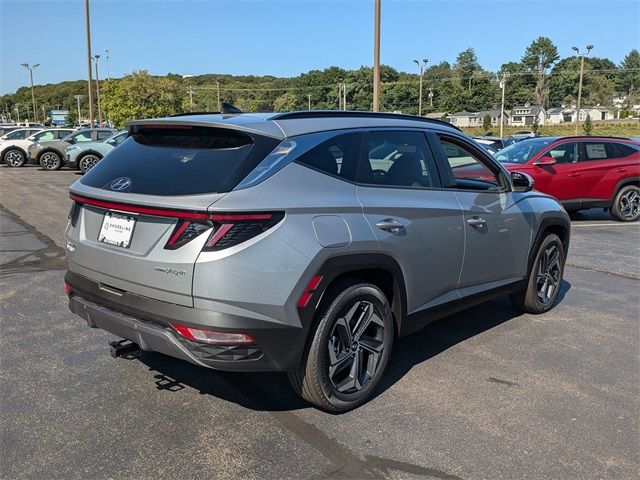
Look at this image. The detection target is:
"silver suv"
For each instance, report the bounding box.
[65,111,570,411]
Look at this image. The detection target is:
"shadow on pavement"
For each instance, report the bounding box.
[135,280,571,413]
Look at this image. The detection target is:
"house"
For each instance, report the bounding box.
[547,106,614,123]
[425,112,448,121]
[476,109,509,126]
[508,104,546,126]
[446,111,479,127]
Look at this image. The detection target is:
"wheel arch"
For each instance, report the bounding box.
[298,253,408,338]
[611,176,640,203]
[78,150,103,160]
[37,148,63,161]
[528,216,571,272]
[1,145,28,162]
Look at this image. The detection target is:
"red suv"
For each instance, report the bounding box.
[494,137,640,221]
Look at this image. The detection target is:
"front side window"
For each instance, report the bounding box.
[546,142,578,163]
[438,137,500,190]
[5,130,28,140]
[358,131,438,188]
[111,132,128,145]
[295,132,361,181]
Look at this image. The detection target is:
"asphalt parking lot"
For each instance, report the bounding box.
[1,165,639,480]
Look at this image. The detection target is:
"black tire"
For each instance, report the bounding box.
[288,280,394,412]
[511,233,565,314]
[3,149,26,167]
[78,153,101,174]
[610,185,640,222]
[39,151,63,171]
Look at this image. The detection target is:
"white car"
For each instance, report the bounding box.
[1,128,75,167]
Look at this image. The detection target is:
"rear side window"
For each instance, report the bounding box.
[295,132,361,181]
[81,125,279,195]
[71,131,93,142]
[582,141,637,160]
[97,130,113,140]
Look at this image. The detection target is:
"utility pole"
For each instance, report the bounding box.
[372,0,381,111]
[572,44,594,134]
[428,88,433,108]
[338,83,342,110]
[187,87,195,109]
[104,49,111,80]
[499,72,507,139]
[84,0,94,126]
[74,95,83,126]
[308,93,311,111]
[20,63,39,123]
[15,105,20,123]
[41,105,45,124]
[216,81,221,111]
[343,82,347,110]
[93,54,103,126]
[413,58,428,116]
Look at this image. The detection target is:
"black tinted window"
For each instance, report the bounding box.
[359,131,439,188]
[97,130,113,140]
[81,125,279,195]
[295,132,361,181]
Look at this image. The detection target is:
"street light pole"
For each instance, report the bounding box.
[413,58,428,116]
[93,55,103,126]
[74,95,83,126]
[499,72,507,139]
[572,44,594,134]
[20,63,39,123]
[372,0,381,112]
[343,82,347,111]
[84,0,94,126]
[308,94,311,111]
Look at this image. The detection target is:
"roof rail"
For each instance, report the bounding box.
[269,110,462,132]
[552,135,633,141]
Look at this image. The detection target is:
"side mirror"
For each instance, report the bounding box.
[534,156,557,166]
[106,139,116,146]
[511,171,535,192]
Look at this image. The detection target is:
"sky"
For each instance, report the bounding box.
[1,0,639,95]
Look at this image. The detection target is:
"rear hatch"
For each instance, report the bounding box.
[67,123,280,307]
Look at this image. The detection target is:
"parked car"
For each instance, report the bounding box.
[472,136,515,155]
[511,131,537,141]
[28,128,116,170]
[65,111,570,411]
[0,125,21,136]
[65,130,128,173]
[492,136,640,221]
[2,128,75,167]
[0,128,44,163]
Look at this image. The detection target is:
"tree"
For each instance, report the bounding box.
[521,37,559,106]
[102,71,184,127]
[500,62,533,108]
[617,49,640,108]
[583,114,593,135]
[273,92,298,111]
[482,114,492,131]
[532,115,540,135]
[454,48,480,91]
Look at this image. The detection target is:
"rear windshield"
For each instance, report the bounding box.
[81,125,279,195]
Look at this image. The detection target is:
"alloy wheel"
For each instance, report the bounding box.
[5,150,24,167]
[618,187,640,220]
[327,300,386,394]
[40,152,61,170]
[536,244,561,305]
[80,155,99,173]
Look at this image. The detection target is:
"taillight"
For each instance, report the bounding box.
[163,212,283,251]
[202,212,284,251]
[170,323,255,345]
[165,221,211,250]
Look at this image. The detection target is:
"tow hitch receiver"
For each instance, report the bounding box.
[109,339,142,359]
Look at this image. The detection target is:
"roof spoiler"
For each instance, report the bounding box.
[168,103,244,117]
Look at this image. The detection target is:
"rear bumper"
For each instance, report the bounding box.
[66,271,305,372]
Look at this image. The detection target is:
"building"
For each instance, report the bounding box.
[476,109,509,127]
[546,106,615,124]
[508,104,546,126]
[446,111,480,127]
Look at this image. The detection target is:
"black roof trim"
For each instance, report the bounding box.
[551,135,634,141]
[269,110,462,132]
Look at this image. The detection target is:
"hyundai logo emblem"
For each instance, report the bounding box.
[107,177,132,192]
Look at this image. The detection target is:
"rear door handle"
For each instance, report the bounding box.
[568,173,581,177]
[615,168,628,173]
[376,218,405,233]
[466,217,486,228]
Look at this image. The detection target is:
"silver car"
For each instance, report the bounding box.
[65,111,570,411]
